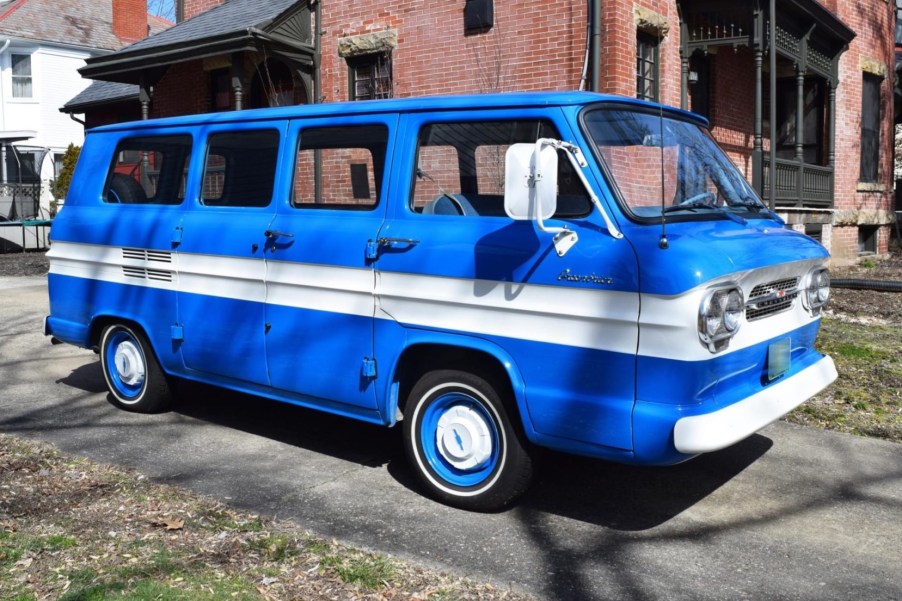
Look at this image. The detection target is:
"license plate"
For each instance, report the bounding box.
[768,338,791,381]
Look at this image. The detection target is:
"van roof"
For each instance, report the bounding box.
[89,91,701,132]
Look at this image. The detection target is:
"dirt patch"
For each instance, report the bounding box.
[0,434,529,601]
[0,250,49,277]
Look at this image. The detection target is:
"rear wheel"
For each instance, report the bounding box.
[403,370,533,511]
[99,324,172,413]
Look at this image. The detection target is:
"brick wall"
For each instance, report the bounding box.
[182,0,224,21]
[112,0,148,43]
[708,48,757,181]
[318,0,587,102]
[150,62,213,118]
[830,0,895,262]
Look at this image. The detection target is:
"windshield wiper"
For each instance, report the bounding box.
[663,201,748,225]
[662,200,716,213]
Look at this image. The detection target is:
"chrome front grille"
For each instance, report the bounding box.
[745,277,800,321]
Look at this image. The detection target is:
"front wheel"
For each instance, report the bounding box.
[403,370,533,511]
[100,324,172,413]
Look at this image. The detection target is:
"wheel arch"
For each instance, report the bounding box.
[384,333,536,442]
[88,314,170,365]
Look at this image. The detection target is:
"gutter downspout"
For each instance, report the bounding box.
[590,0,601,92]
[0,38,10,184]
[768,0,776,212]
[311,0,321,103]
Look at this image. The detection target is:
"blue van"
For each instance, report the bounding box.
[45,92,836,510]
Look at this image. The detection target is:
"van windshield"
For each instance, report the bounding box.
[583,107,768,220]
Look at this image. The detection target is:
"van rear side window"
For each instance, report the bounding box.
[202,130,280,208]
[104,135,191,205]
[292,125,388,210]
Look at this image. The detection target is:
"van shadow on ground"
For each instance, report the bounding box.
[58,364,772,531]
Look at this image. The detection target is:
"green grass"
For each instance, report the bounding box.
[320,549,396,590]
[57,548,259,601]
[0,532,78,568]
[787,317,902,441]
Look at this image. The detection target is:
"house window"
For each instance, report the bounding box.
[348,53,392,101]
[636,33,658,102]
[859,225,878,254]
[859,73,882,183]
[11,54,32,98]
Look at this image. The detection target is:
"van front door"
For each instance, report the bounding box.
[374,113,640,451]
[177,125,285,386]
[263,117,395,416]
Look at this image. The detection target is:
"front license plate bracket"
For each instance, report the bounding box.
[768,338,791,381]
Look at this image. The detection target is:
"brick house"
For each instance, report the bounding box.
[73,0,895,264]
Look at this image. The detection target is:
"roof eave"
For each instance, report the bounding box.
[79,30,260,84]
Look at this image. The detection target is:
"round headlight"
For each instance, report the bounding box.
[804,267,830,313]
[816,270,830,304]
[699,285,744,352]
[723,289,743,332]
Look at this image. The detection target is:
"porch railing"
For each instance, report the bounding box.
[761,159,833,208]
[0,183,42,220]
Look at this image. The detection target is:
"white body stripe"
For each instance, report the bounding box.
[266,259,375,318]
[49,241,822,361]
[376,270,640,355]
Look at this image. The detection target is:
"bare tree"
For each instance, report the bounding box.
[147,0,176,22]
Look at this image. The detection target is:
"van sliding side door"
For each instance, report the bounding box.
[175,123,286,386]
[263,115,396,416]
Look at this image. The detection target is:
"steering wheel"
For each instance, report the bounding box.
[680,191,716,206]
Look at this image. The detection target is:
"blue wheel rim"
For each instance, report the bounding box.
[419,391,501,488]
[104,329,146,400]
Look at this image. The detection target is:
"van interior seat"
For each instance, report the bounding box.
[423,194,479,216]
[422,193,508,216]
[108,173,147,204]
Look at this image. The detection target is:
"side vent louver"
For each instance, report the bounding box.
[121,248,174,283]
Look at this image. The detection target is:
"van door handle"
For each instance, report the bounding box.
[378,237,419,247]
[366,237,419,260]
[264,230,294,239]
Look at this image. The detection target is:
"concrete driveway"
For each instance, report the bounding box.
[2,275,901,600]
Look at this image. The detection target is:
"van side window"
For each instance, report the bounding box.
[202,130,279,208]
[104,135,191,205]
[412,121,592,218]
[292,125,387,210]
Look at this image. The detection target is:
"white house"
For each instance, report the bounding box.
[0,0,169,248]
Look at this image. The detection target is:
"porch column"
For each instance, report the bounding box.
[794,64,805,204]
[231,52,245,110]
[795,65,805,162]
[680,54,689,110]
[753,43,763,192]
[139,74,151,120]
[828,81,836,200]
[827,82,836,168]
[768,0,776,211]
